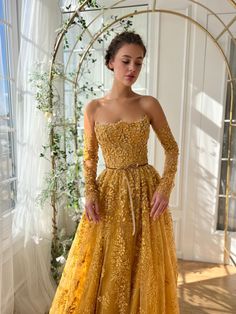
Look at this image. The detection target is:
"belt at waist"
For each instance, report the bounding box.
[105,162,148,236]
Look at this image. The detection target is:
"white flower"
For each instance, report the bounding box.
[44,111,52,122]
[56,255,66,264]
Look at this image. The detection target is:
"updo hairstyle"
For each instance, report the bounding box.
[104,31,146,71]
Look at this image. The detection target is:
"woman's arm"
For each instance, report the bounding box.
[83,100,100,222]
[143,96,179,219]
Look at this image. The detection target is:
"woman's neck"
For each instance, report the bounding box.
[105,81,135,100]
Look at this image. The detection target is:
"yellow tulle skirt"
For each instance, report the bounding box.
[49,164,179,313]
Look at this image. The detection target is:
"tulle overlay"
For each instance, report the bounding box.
[49,114,179,313]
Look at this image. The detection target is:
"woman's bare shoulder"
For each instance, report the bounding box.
[139,95,164,119]
[83,98,102,120]
[139,95,161,107]
[84,98,101,111]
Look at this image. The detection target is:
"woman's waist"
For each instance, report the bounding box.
[105,161,149,170]
[103,155,149,170]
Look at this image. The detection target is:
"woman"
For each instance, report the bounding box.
[49,31,179,313]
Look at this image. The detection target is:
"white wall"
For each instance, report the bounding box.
[147,0,236,263]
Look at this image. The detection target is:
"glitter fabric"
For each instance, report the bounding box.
[49,113,180,314]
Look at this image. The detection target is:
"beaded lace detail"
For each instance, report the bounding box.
[49,113,180,314]
[83,130,99,202]
[154,123,179,198]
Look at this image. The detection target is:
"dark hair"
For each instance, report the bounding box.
[104,31,146,71]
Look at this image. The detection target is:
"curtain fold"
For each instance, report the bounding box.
[10,1,61,313]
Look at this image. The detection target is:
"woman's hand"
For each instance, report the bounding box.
[150,190,169,220]
[85,199,100,223]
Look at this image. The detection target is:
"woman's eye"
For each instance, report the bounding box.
[122,61,142,66]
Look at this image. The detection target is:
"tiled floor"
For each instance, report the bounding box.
[178,259,236,314]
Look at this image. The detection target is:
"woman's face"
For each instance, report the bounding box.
[109,43,144,86]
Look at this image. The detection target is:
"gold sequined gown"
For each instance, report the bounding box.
[49,113,179,314]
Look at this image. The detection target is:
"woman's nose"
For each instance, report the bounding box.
[129,62,136,72]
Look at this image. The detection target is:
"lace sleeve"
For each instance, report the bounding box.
[154,123,179,199]
[83,108,99,203]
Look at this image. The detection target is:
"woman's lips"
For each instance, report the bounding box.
[125,75,135,80]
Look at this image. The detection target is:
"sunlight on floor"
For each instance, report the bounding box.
[178,260,236,314]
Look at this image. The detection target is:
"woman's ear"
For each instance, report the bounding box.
[108,59,114,70]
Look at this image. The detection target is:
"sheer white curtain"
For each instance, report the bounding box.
[10,1,60,313]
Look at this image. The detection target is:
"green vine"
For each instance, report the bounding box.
[30,1,134,284]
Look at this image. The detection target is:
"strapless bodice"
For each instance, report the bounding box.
[94,114,150,168]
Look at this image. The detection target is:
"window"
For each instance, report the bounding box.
[0,0,18,216]
[217,37,236,232]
